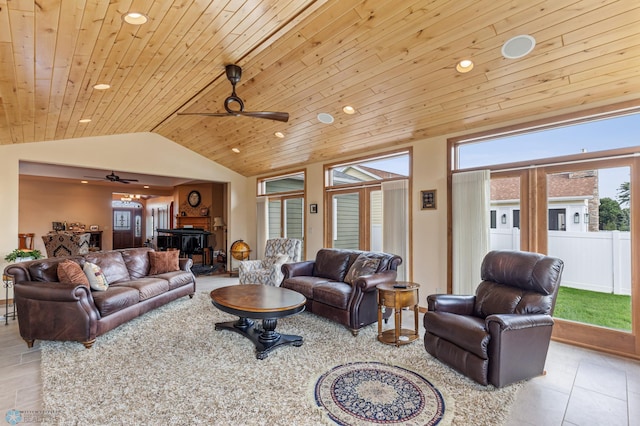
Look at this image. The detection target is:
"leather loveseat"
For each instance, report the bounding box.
[282,248,402,335]
[5,247,196,349]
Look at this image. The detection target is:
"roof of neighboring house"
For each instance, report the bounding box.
[491,171,598,201]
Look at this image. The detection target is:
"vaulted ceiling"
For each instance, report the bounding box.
[1,0,639,177]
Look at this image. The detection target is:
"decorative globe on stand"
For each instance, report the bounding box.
[230,240,251,276]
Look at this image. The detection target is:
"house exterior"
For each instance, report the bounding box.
[490,171,599,233]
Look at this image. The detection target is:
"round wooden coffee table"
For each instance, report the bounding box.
[210,284,306,359]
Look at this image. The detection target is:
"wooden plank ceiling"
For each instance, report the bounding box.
[1,0,639,177]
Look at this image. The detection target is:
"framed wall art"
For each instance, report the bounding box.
[421,189,437,210]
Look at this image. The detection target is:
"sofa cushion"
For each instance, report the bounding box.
[28,257,84,282]
[312,281,353,310]
[282,276,328,299]
[344,253,381,284]
[85,251,131,284]
[149,250,180,275]
[423,311,490,360]
[151,270,195,291]
[57,260,89,287]
[91,286,140,317]
[113,278,169,301]
[83,262,109,291]
[313,249,351,282]
[121,248,152,279]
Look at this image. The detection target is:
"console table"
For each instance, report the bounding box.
[376,282,420,346]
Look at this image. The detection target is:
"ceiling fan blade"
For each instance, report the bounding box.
[177,64,290,123]
[236,111,289,122]
[177,112,237,117]
[119,179,138,183]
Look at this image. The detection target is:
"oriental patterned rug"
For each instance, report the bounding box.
[314,361,450,425]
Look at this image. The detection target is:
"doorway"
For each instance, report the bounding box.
[113,207,143,249]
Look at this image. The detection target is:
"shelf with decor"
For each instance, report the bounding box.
[176,216,211,230]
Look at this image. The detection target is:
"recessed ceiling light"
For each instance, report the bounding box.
[456,59,474,73]
[123,12,148,25]
[232,148,240,153]
[81,180,88,184]
[343,106,355,114]
[502,35,536,59]
[143,185,150,189]
[93,83,110,90]
[274,131,284,138]
[78,118,92,123]
[317,113,334,124]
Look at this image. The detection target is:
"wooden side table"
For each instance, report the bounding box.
[377,282,420,346]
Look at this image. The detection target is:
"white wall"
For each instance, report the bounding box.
[0,132,250,272]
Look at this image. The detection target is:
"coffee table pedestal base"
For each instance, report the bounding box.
[215,317,303,359]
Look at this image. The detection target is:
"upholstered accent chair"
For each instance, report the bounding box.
[239,238,302,286]
[423,250,564,388]
[42,232,91,258]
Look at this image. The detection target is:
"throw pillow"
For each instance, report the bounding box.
[57,260,90,288]
[273,253,290,267]
[83,262,109,291]
[148,250,180,275]
[344,254,381,284]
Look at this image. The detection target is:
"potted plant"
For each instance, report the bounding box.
[4,249,43,263]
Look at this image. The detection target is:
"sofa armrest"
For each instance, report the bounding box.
[427,294,476,315]
[14,281,100,346]
[15,281,95,303]
[352,270,397,292]
[282,260,315,279]
[486,313,555,331]
[485,313,555,387]
[179,257,193,272]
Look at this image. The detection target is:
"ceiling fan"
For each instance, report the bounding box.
[177,64,289,122]
[84,171,139,184]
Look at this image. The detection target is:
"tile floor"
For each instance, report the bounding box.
[1,275,638,425]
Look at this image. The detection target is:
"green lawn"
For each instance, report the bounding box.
[554,286,631,331]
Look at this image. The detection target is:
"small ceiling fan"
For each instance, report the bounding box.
[84,171,139,184]
[177,64,289,122]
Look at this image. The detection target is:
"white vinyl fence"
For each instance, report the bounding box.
[490,229,631,295]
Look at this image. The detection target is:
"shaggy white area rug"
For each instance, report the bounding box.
[41,293,522,425]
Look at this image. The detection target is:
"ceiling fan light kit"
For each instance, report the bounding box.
[178,64,289,122]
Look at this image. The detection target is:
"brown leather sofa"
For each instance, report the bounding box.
[423,250,564,387]
[5,247,196,349]
[282,248,402,335]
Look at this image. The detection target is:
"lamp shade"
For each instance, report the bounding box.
[213,217,225,228]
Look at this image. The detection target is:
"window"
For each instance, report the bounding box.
[449,104,640,358]
[257,170,305,252]
[512,210,520,229]
[490,210,496,229]
[325,150,410,250]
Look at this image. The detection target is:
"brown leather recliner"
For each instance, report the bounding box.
[423,250,564,387]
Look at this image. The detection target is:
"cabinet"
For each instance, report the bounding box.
[88,231,102,251]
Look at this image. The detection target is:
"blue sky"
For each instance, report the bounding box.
[459,113,638,201]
